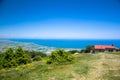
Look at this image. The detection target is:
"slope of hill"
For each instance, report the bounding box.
[0,53,120,80]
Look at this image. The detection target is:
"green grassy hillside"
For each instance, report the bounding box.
[0,53,120,80]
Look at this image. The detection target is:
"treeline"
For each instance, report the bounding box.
[68,45,94,54]
[80,45,94,53]
[0,46,46,69]
[46,46,94,65]
[0,46,75,69]
[0,45,94,69]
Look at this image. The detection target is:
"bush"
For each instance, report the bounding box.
[24,50,47,58]
[85,45,94,53]
[33,56,42,61]
[80,45,94,53]
[0,48,18,68]
[68,50,80,54]
[80,49,86,53]
[0,46,32,69]
[47,49,75,64]
[15,46,32,65]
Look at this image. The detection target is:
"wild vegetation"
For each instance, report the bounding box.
[0,46,120,80]
[0,46,44,69]
[0,47,75,69]
[80,45,94,53]
[47,49,75,64]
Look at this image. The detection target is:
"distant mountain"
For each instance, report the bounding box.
[0,40,55,53]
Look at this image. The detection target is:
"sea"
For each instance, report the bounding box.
[9,39,120,49]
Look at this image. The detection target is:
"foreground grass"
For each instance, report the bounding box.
[0,53,120,80]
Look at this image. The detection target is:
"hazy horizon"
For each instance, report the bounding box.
[0,0,120,39]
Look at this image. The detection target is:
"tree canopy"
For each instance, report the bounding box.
[47,49,75,64]
[0,46,31,68]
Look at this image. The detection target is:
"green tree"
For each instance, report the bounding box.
[24,50,46,58]
[85,45,94,53]
[0,48,17,68]
[0,46,32,69]
[33,56,42,61]
[15,46,31,65]
[47,49,75,64]
[68,50,80,54]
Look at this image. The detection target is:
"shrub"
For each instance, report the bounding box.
[85,45,94,53]
[0,48,17,68]
[33,56,42,61]
[15,46,31,65]
[24,50,47,58]
[68,50,80,54]
[0,46,32,69]
[80,49,86,53]
[80,45,94,53]
[47,49,75,64]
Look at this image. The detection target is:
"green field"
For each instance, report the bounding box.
[0,53,120,80]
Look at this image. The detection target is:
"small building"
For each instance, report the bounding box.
[94,45,118,53]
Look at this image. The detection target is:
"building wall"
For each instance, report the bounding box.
[94,49,105,53]
[95,49,117,53]
[105,48,115,52]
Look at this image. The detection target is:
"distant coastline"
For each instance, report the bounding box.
[9,39,120,48]
[0,39,120,54]
[0,40,55,53]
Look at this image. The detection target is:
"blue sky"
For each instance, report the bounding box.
[0,0,120,39]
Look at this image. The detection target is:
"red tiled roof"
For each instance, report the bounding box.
[94,45,115,49]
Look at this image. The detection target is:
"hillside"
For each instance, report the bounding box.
[0,40,55,53]
[0,53,120,80]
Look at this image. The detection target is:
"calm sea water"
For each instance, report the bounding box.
[10,39,120,48]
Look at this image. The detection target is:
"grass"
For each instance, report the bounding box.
[101,53,120,80]
[106,52,120,55]
[103,70,120,80]
[0,53,120,80]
